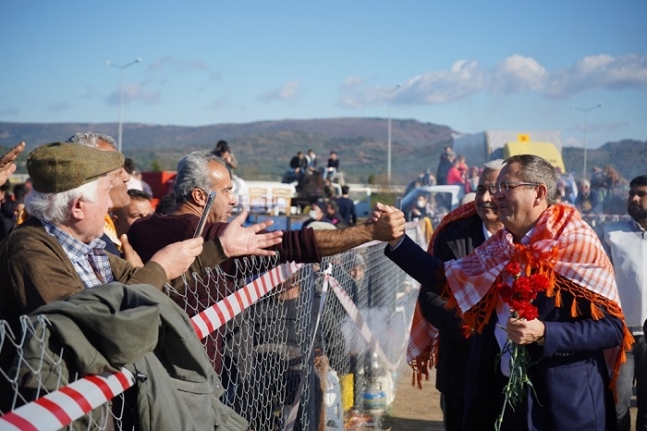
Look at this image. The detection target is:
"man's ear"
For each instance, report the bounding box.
[70,197,86,220]
[536,184,548,203]
[191,188,207,207]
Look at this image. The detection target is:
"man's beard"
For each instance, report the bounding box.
[628,205,647,222]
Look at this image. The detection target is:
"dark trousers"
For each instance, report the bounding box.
[616,335,647,431]
[440,393,465,431]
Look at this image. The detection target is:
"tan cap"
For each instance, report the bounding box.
[27,142,124,193]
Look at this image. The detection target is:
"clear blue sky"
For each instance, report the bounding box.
[1,1,646,149]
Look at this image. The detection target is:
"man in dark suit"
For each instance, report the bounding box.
[378,154,630,431]
[420,159,504,430]
[335,185,357,226]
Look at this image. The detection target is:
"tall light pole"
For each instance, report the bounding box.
[106,58,142,153]
[572,102,603,179]
[382,83,401,185]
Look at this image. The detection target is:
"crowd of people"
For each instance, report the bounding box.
[404,146,632,226]
[0,134,404,429]
[0,134,644,430]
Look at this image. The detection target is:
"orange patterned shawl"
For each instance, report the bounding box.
[408,202,632,389]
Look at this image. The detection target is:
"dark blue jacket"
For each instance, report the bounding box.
[386,235,622,431]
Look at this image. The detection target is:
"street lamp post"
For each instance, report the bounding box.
[106,58,142,153]
[383,84,401,185]
[572,103,603,179]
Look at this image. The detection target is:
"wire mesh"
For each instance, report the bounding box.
[0,222,428,431]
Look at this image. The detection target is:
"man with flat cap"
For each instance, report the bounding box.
[0,142,283,331]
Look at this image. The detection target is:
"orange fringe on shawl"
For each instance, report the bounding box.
[407,202,477,388]
[442,241,633,394]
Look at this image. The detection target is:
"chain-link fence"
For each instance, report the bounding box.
[0,221,430,431]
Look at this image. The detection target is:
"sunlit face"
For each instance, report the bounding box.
[79,176,113,243]
[474,169,500,225]
[628,185,647,223]
[98,140,130,210]
[112,198,154,237]
[493,162,545,239]
[205,161,237,222]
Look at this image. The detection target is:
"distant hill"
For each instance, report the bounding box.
[0,118,455,184]
[1,119,645,184]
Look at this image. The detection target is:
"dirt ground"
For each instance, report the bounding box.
[381,363,444,431]
[381,361,638,431]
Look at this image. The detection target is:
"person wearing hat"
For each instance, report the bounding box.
[0,143,283,331]
[66,132,134,258]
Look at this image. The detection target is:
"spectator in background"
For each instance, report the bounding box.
[301,200,332,230]
[467,166,481,193]
[446,158,467,188]
[325,150,340,181]
[323,178,337,199]
[555,167,578,204]
[124,158,153,197]
[0,179,12,241]
[155,192,177,215]
[556,179,574,204]
[591,166,609,191]
[305,149,317,173]
[0,181,29,240]
[455,155,469,183]
[407,194,430,221]
[111,189,155,237]
[575,179,603,215]
[436,146,455,185]
[325,200,348,229]
[603,165,630,215]
[336,185,357,226]
[602,175,647,431]
[211,140,238,177]
[289,151,308,182]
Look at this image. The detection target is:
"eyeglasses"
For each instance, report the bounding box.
[488,181,542,194]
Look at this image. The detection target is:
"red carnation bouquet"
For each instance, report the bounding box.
[494,261,550,431]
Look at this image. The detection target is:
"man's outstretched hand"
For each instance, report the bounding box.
[0,142,25,186]
[220,210,284,258]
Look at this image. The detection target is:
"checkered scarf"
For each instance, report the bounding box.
[444,203,618,313]
[442,203,631,389]
[408,202,631,389]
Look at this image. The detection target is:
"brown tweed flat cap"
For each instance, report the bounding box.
[27,142,125,193]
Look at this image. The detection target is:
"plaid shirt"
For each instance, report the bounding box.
[42,219,114,289]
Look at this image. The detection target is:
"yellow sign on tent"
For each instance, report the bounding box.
[503,141,566,172]
[518,133,530,142]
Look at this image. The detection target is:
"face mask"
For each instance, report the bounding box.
[417,200,426,208]
[309,210,319,219]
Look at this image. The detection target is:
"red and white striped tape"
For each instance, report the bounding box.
[0,262,303,430]
[0,368,134,431]
[191,262,303,339]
